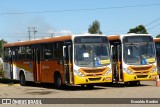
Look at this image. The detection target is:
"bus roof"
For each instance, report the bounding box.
[107,33,152,41]
[154,38,160,42]
[4,35,72,47]
[4,34,107,47]
[107,35,120,41]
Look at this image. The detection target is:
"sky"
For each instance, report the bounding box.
[0,0,160,42]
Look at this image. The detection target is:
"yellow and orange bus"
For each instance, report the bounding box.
[3,34,112,88]
[108,33,157,85]
[154,38,160,77]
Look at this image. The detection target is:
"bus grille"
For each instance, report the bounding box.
[86,74,102,76]
[88,78,101,81]
[79,67,109,76]
[137,75,148,78]
[84,69,105,73]
[129,65,154,75]
[134,71,149,74]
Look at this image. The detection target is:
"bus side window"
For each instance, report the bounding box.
[53,42,63,59]
[3,48,10,61]
[12,50,16,61]
[26,46,32,60]
[18,46,26,60]
[43,43,53,60]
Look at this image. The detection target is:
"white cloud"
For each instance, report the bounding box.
[46,29,54,34]
[58,30,72,34]
[46,29,72,35]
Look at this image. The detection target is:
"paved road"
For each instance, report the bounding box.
[0,80,159,107]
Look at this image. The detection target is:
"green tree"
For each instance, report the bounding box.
[0,39,7,57]
[128,25,148,34]
[156,34,160,38]
[88,20,102,34]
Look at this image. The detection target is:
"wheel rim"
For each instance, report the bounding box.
[20,74,25,85]
[57,76,61,87]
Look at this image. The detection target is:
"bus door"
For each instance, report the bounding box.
[63,45,73,84]
[9,51,13,79]
[111,44,122,82]
[33,48,41,82]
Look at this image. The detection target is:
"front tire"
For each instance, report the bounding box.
[54,74,63,89]
[128,81,140,86]
[20,73,26,86]
[86,84,94,89]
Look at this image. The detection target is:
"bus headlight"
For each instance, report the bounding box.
[74,70,85,77]
[104,69,112,76]
[123,68,133,74]
[151,67,157,73]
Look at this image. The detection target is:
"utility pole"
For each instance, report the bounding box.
[28,27,37,40]
[51,33,54,37]
[28,27,31,40]
[33,27,37,39]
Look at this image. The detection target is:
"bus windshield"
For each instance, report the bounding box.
[74,43,110,67]
[123,42,155,65]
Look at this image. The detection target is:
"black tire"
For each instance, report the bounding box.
[81,85,85,88]
[129,81,140,86]
[54,74,63,89]
[20,73,26,86]
[86,84,94,89]
[124,82,129,86]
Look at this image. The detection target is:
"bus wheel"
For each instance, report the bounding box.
[20,73,26,86]
[129,81,140,86]
[86,84,94,89]
[54,74,63,89]
[124,82,129,86]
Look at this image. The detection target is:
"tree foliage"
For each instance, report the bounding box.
[156,34,160,38]
[128,25,148,34]
[0,39,7,57]
[88,20,102,34]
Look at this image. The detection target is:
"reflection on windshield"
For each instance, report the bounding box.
[74,44,110,67]
[123,43,155,65]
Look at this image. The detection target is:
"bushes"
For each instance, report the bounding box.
[0,63,3,78]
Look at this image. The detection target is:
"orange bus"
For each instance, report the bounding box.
[3,34,112,89]
[108,34,157,85]
[154,38,160,77]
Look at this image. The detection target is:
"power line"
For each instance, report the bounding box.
[0,4,160,16]
[147,23,160,31]
[28,27,37,40]
[145,17,160,27]
[0,32,71,35]
[145,17,160,31]
[0,33,27,34]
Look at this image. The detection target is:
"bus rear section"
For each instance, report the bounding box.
[108,34,158,85]
[154,38,160,77]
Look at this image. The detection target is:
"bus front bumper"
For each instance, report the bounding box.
[123,72,158,82]
[73,75,112,85]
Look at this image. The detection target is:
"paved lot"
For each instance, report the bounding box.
[0,80,160,107]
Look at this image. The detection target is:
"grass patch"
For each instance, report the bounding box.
[0,70,4,79]
[0,63,18,85]
[0,63,3,78]
[0,64,19,84]
[0,70,4,78]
